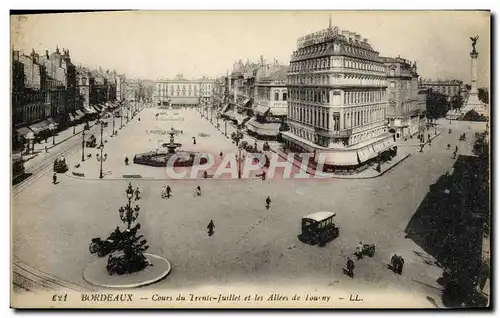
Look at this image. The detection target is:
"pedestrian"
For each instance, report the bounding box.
[52,172,57,184]
[345,257,355,278]
[219,151,223,159]
[134,187,141,201]
[166,185,172,198]
[125,156,129,165]
[262,171,266,181]
[356,241,364,260]
[45,145,48,153]
[455,145,458,153]
[195,185,202,196]
[207,220,215,236]
[192,137,196,145]
[265,196,272,210]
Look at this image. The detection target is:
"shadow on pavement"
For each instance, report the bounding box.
[405,155,489,308]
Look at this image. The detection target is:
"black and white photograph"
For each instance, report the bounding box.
[9,10,491,309]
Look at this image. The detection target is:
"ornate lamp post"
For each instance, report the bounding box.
[96,121,108,179]
[112,112,116,136]
[119,183,140,229]
[120,102,124,128]
[81,130,86,162]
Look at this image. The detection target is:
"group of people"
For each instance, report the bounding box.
[343,242,404,278]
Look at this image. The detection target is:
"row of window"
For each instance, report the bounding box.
[344,59,384,72]
[344,90,386,105]
[288,74,386,86]
[256,88,288,101]
[289,88,330,104]
[342,106,386,129]
[155,91,209,97]
[288,103,333,130]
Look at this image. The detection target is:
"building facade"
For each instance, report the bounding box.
[418,79,463,98]
[284,24,393,169]
[153,74,213,108]
[247,65,289,140]
[382,56,421,139]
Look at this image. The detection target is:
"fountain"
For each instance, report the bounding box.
[134,127,208,167]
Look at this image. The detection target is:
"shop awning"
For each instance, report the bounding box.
[254,105,270,116]
[46,117,58,128]
[92,104,103,111]
[357,147,378,163]
[246,119,280,136]
[29,121,50,134]
[16,126,33,138]
[270,106,288,116]
[75,109,85,117]
[330,151,360,166]
[225,110,236,119]
[242,98,251,106]
[83,106,97,114]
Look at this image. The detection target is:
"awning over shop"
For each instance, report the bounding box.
[357,147,378,163]
[242,98,251,106]
[29,121,50,134]
[83,106,97,114]
[234,113,250,125]
[254,105,270,116]
[246,119,280,136]
[372,137,395,153]
[269,107,288,117]
[75,109,85,117]
[224,110,236,119]
[92,104,103,112]
[46,117,58,128]
[15,126,33,138]
[329,151,360,166]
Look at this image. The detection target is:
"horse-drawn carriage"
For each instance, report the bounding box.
[89,224,143,257]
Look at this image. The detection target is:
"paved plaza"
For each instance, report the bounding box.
[12,107,487,307]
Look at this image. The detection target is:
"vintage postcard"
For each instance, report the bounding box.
[10,10,491,309]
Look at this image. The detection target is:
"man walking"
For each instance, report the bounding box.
[52,172,57,185]
[207,220,215,236]
[345,257,355,278]
[166,185,172,198]
[265,196,272,210]
[134,187,141,201]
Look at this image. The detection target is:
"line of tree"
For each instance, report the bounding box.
[425,89,450,120]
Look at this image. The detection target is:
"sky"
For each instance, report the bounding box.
[11,11,490,87]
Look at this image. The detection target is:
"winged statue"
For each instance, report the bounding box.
[470,36,479,52]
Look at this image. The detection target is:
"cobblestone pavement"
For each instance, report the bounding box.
[12,109,487,307]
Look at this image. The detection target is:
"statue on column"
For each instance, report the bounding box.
[470,36,479,53]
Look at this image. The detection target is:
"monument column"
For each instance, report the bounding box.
[461,35,483,114]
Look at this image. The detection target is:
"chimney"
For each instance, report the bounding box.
[363,38,368,43]
[45,50,49,58]
[355,34,361,43]
[341,30,349,38]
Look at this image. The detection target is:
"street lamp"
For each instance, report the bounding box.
[96,121,108,179]
[81,130,86,162]
[118,182,140,228]
[49,123,56,146]
[112,112,116,136]
[224,119,228,136]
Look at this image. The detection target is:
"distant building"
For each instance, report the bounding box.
[247,65,289,140]
[285,22,393,171]
[153,74,213,108]
[418,79,463,99]
[381,56,422,139]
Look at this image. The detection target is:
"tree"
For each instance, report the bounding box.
[465,84,471,91]
[451,95,464,110]
[426,89,449,120]
[462,110,488,122]
[478,88,489,104]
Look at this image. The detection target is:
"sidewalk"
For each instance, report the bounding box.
[396,129,444,147]
[22,120,99,171]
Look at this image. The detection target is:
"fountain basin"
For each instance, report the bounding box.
[133,150,208,167]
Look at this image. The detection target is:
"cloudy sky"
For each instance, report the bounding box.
[11,11,490,87]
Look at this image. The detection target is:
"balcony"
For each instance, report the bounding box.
[314,127,352,138]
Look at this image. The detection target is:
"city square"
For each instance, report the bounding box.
[10,11,490,309]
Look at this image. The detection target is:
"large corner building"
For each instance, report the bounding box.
[284,23,395,170]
